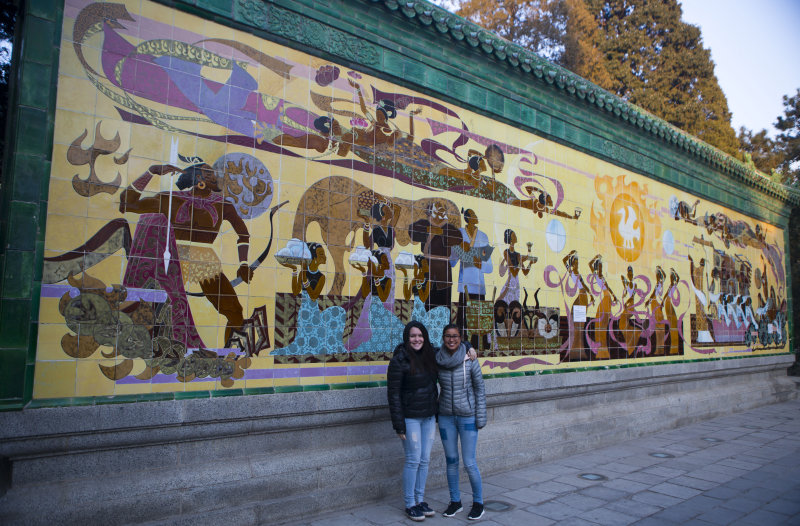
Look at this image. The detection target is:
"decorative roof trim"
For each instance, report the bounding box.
[371,0,800,205]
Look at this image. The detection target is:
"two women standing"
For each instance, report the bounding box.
[387,322,486,521]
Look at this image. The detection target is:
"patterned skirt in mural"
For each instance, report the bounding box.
[271,291,347,355]
[498,273,520,305]
[352,294,405,354]
[410,296,450,348]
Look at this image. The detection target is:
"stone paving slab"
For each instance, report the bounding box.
[278,399,800,526]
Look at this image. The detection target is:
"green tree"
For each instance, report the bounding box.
[738,127,783,175]
[584,0,740,157]
[453,0,569,61]
[775,88,800,188]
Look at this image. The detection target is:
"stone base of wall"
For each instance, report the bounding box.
[0,355,796,525]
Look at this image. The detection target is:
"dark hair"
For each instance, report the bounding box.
[462,208,476,222]
[508,300,523,324]
[504,228,515,244]
[414,253,426,268]
[176,163,211,190]
[307,242,322,260]
[403,321,436,374]
[441,323,463,341]
[468,155,482,171]
[377,99,397,119]
[370,202,386,222]
[314,116,333,134]
[494,300,508,323]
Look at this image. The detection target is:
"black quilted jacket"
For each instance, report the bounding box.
[387,343,439,435]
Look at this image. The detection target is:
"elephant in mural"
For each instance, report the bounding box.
[291,175,461,296]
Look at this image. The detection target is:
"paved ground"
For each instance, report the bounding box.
[280,398,800,526]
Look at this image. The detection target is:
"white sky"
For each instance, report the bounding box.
[679,0,800,136]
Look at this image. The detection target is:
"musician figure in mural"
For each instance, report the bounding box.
[663,268,681,355]
[451,209,494,349]
[562,250,594,359]
[620,266,641,355]
[588,255,618,359]
[497,230,535,305]
[688,255,713,343]
[648,266,667,355]
[119,161,253,347]
[408,202,463,311]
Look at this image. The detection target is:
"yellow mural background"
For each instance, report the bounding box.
[33,0,789,399]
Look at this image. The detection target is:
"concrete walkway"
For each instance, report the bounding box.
[280,398,800,526]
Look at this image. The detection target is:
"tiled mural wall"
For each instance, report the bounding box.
[34,0,790,399]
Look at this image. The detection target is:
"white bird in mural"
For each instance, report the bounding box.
[617,205,641,249]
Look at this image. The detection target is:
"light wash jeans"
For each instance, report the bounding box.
[438,414,483,504]
[402,416,436,508]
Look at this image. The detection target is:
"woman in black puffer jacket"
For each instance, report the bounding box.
[387,321,439,522]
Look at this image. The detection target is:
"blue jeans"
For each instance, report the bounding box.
[402,416,436,508]
[438,415,483,504]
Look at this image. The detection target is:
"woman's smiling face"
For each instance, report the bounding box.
[443,328,461,352]
[409,327,424,351]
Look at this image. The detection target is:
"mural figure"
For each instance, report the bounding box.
[619,265,644,355]
[399,253,451,348]
[688,254,713,343]
[497,230,535,305]
[362,201,402,309]
[452,208,494,349]
[669,196,700,224]
[274,79,423,158]
[648,266,667,355]
[664,268,681,355]
[511,183,581,220]
[349,249,403,352]
[273,241,348,357]
[120,162,253,346]
[280,242,327,301]
[562,250,594,359]
[588,255,618,359]
[401,254,431,305]
[293,176,460,296]
[438,144,504,190]
[408,201,463,310]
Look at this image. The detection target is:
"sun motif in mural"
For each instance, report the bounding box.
[590,175,661,262]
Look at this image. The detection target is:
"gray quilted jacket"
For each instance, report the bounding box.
[436,343,487,428]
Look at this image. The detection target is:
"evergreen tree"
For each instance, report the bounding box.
[737,127,783,175]
[584,0,740,157]
[561,0,613,90]
[453,0,569,61]
[775,89,800,188]
[440,0,740,158]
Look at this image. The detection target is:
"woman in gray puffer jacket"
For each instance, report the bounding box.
[436,323,486,520]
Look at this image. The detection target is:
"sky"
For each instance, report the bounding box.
[679,0,800,136]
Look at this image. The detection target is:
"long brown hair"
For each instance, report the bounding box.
[403,321,437,374]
